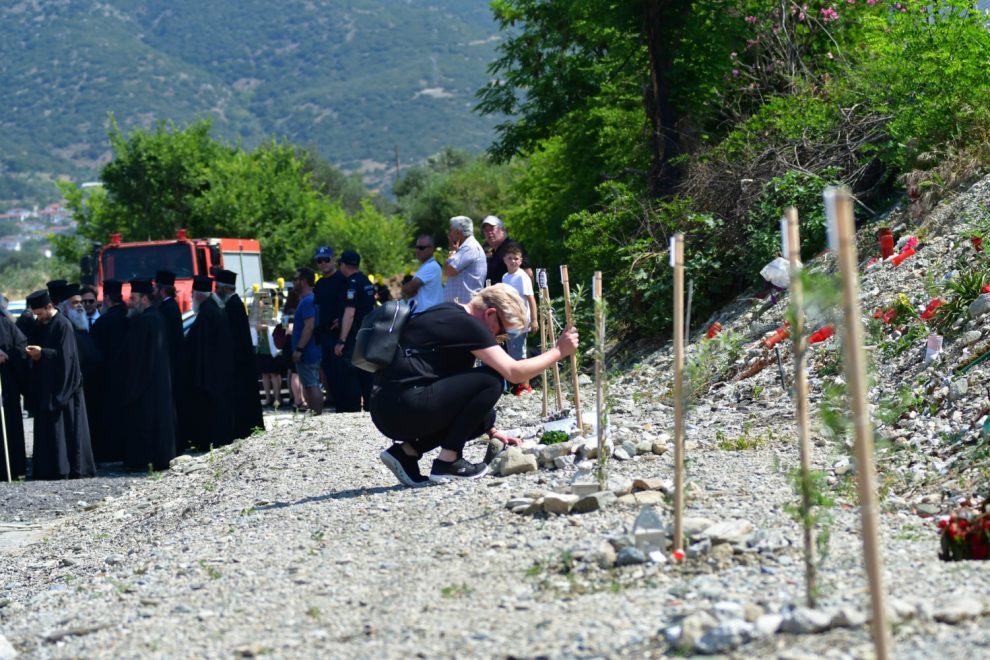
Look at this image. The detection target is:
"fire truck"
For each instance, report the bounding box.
[80,230,263,313]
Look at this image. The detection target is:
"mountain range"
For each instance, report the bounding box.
[0,0,501,204]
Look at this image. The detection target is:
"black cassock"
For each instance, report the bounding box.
[16,310,37,417]
[0,314,28,480]
[224,294,264,439]
[91,304,129,461]
[119,307,176,470]
[31,312,96,479]
[181,297,233,451]
[158,297,184,415]
[74,328,104,459]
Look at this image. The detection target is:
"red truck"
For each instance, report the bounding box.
[81,230,263,312]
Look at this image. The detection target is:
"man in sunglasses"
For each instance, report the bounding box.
[80,285,100,330]
[312,245,346,409]
[401,234,443,314]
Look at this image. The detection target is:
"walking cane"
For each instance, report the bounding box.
[0,375,11,483]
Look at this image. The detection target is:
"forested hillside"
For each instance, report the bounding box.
[0,0,499,204]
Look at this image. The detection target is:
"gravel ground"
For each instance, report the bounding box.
[3,178,990,658]
[0,395,987,658]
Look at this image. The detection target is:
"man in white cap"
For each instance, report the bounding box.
[442,215,487,303]
[482,215,532,284]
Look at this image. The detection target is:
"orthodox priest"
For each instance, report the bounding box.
[0,307,28,480]
[154,270,184,416]
[24,290,96,479]
[118,280,176,471]
[180,276,233,451]
[215,270,264,438]
[91,280,128,461]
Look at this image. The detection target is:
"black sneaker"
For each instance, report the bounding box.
[429,457,489,483]
[380,445,430,488]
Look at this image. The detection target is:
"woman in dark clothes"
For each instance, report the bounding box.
[372,283,578,486]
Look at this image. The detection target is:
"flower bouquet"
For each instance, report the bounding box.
[938,498,990,561]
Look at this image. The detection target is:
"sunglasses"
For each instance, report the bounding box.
[82,299,97,305]
[315,257,332,264]
[414,245,433,250]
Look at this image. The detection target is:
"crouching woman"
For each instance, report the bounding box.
[371,283,578,486]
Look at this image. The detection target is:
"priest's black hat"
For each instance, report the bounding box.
[130,279,154,296]
[155,270,176,286]
[62,283,80,299]
[27,290,51,309]
[215,269,237,286]
[103,280,123,298]
[192,276,213,293]
[46,279,68,303]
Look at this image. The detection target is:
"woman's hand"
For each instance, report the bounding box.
[490,428,522,446]
[555,326,578,358]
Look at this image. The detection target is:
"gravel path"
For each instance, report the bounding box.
[0,394,987,658]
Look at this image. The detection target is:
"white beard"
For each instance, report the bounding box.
[68,308,89,331]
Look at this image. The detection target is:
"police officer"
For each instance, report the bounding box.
[332,250,375,412]
[312,246,346,408]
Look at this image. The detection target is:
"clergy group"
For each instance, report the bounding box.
[0,271,265,481]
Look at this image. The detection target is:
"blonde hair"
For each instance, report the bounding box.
[470,283,527,332]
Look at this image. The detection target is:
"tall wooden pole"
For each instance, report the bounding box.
[0,376,11,483]
[784,207,817,606]
[593,271,606,489]
[827,186,891,660]
[538,271,563,411]
[537,269,550,418]
[672,234,685,555]
[560,265,583,433]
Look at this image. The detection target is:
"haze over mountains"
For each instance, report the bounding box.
[0,0,501,204]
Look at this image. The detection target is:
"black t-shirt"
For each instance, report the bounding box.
[378,303,497,386]
[313,270,347,333]
[344,271,376,340]
[487,238,531,284]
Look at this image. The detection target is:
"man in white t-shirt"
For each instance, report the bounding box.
[442,215,487,303]
[402,234,444,314]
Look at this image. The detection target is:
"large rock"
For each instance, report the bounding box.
[501,448,538,476]
[538,441,576,463]
[572,491,617,514]
[949,378,968,401]
[696,619,753,654]
[753,613,782,638]
[702,520,755,546]
[633,477,664,491]
[780,607,833,634]
[0,634,15,660]
[542,493,579,515]
[933,597,984,624]
[615,547,647,566]
[667,611,718,652]
[968,294,990,318]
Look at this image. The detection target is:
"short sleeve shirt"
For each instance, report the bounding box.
[377,303,497,386]
[443,235,487,304]
[313,270,346,333]
[411,257,444,314]
[291,293,321,364]
[502,270,534,324]
[344,271,376,340]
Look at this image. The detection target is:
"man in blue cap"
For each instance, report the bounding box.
[312,245,346,409]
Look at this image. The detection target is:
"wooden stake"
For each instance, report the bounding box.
[0,375,11,483]
[672,234,686,555]
[538,272,563,411]
[785,207,817,607]
[537,269,549,418]
[593,271,606,489]
[560,265,583,433]
[828,186,891,660]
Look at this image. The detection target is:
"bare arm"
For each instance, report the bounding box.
[527,294,538,333]
[472,326,578,383]
[338,307,356,344]
[401,277,424,298]
[293,317,315,363]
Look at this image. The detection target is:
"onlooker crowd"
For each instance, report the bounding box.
[0,213,553,484]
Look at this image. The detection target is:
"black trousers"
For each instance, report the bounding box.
[335,342,374,413]
[370,367,502,455]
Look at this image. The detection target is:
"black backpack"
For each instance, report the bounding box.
[352,301,412,373]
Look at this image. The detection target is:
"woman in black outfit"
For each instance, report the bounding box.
[372,283,578,485]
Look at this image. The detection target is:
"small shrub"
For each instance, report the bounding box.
[540,430,570,445]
